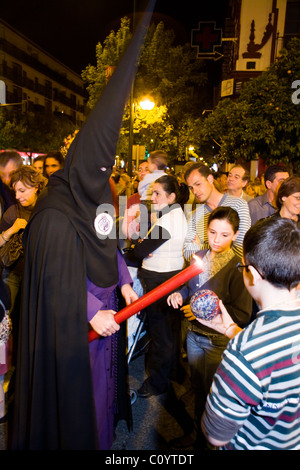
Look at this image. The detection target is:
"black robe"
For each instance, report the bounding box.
[10,199,98,449]
[9,0,156,449]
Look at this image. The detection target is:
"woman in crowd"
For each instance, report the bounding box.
[0,166,47,313]
[272,175,300,226]
[167,206,252,449]
[133,175,190,398]
[0,166,47,408]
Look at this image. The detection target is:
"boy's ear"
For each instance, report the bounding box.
[248,265,263,283]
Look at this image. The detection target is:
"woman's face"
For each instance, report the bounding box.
[14,181,38,207]
[151,182,175,210]
[282,192,300,218]
[207,218,238,255]
[45,157,61,176]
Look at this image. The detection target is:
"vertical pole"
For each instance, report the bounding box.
[128,0,136,177]
[128,90,134,177]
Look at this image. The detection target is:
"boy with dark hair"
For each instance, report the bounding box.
[198,216,300,450]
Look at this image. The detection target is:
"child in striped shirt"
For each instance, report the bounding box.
[199,216,300,450]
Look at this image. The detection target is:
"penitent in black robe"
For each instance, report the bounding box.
[9,0,156,449]
[11,196,99,449]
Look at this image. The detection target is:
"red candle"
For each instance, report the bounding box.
[89,255,204,342]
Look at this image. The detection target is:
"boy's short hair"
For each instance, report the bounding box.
[148,150,167,170]
[243,217,300,290]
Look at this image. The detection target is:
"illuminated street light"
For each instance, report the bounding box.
[139,98,155,110]
[128,96,155,173]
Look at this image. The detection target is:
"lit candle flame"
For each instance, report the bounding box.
[192,254,204,268]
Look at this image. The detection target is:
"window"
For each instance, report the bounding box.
[246,61,256,70]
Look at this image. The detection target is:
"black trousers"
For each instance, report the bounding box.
[141,268,184,393]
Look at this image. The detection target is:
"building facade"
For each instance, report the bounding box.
[221,0,300,97]
[0,19,86,126]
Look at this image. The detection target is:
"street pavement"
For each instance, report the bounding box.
[112,352,195,451]
[0,351,195,452]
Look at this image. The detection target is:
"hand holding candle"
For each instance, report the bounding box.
[88,255,204,342]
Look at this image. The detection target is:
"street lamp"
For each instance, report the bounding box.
[139,98,155,110]
[128,96,155,175]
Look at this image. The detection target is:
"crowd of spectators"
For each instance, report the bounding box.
[0,146,299,451]
[110,155,300,450]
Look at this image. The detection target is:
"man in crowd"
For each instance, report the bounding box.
[183,163,251,261]
[248,164,289,225]
[213,171,227,193]
[0,150,23,216]
[227,165,252,201]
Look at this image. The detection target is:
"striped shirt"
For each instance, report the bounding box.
[183,194,251,261]
[203,307,300,450]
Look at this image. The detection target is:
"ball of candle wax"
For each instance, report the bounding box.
[190,289,220,320]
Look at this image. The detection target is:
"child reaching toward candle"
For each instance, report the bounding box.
[167,206,252,450]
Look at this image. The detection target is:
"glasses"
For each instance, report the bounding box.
[236,262,265,279]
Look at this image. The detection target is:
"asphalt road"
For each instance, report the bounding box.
[0,350,195,452]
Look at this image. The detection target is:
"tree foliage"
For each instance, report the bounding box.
[198,37,300,173]
[82,18,208,162]
[0,106,76,154]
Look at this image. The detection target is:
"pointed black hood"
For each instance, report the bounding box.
[29,0,156,287]
[61,0,156,208]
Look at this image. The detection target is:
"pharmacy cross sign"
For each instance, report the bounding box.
[191,22,222,56]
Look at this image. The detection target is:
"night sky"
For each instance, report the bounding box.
[1,0,229,74]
